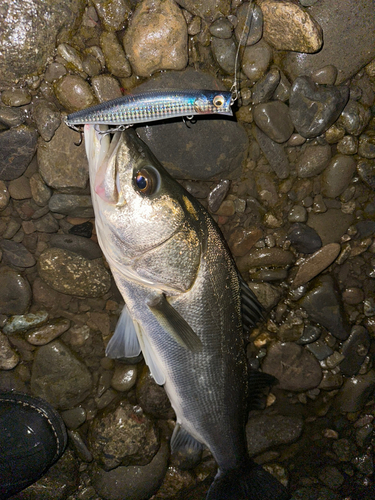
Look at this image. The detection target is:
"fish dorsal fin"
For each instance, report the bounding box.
[247,370,277,411]
[171,423,203,455]
[239,275,263,331]
[106,305,141,358]
[147,295,202,353]
[136,322,166,386]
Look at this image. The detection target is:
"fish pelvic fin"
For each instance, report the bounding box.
[206,461,291,500]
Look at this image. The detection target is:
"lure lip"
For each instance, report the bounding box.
[65,89,233,129]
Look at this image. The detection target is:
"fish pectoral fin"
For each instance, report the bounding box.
[106,304,141,359]
[147,295,202,353]
[248,370,277,411]
[171,423,203,455]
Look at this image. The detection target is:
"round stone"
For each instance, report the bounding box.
[0,266,31,315]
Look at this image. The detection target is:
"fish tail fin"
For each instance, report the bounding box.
[206,461,291,500]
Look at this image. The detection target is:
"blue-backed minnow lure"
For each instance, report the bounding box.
[65,89,233,132]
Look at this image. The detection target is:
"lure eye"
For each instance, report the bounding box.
[134,167,158,196]
[213,94,225,108]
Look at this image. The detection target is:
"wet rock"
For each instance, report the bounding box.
[283,0,375,84]
[38,248,111,298]
[305,340,333,361]
[50,234,102,260]
[235,3,263,46]
[0,181,10,210]
[296,144,331,178]
[342,287,364,305]
[337,135,358,155]
[228,227,263,257]
[100,31,132,78]
[210,18,233,39]
[91,440,169,500]
[124,0,188,77]
[0,125,38,181]
[156,466,196,498]
[358,132,375,159]
[32,277,71,311]
[251,67,280,105]
[26,318,71,346]
[246,413,303,456]
[211,36,236,75]
[292,243,340,288]
[357,159,375,190]
[0,240,35,268]
[0,0,85,87]
[3,310,48,334]
[339,326,371,377]
[135,70,248,180]
[0,331,19,370]
[2,89,31,107]
[38,121,89,190]
[91,74,123,103]
[33,213,59,233]
[111,363,137,392]
[253,101,293,144]
[31,340,92,409]
[318,466,345,490]
[68,221,93,239]
[289,76,349,139]
[29,173,52,207]
[299,275,350,340]
[254,126,290,179]
[297,324,321,345]
[54,75,96,113]
[32,100,61,142]
[338,100,371,136]
[8,176,32,200]
[334,370,375,413]
[0,105,25,128]
[68,429,93,462]
[242,40,273,81]
[288,223,322,254]
[0,267,31,315]
[136,365,174,419]
[236,247,295,276]
[61,406,86,430]
[89,401,159,470]
[57,43,83,72]
[321,155,356,198]
[311,65,338,85]
[262,342,322,391]
[92,0,131,31]
[207,180,230,213]
[307,209,354,245]
[258,0,322,52]
[49,194,94,218]
[292,485,340,500]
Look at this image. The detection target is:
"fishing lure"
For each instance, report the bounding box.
[65,89,233,132]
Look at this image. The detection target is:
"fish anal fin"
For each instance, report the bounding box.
[239,275,264,331]
[247,371,277,411]
[106,305,141,359]
[148,295,202,353]
[171,423,203,459]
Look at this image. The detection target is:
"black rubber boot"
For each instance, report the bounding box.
[0,392,67,499]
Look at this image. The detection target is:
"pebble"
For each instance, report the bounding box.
[297,324,321,345]
[0,266,31,315]
[311,65,338,85]
[49,194,94,218]
[123,0,188,77]
[0,181,10,210]
[91,74,122,103]
[50,234,102,260]
[37,248,111,298]
[289,76,349,139]
[357,159,375,190]
[68,221,93,239]
[318,466,345,490]
[100,31,132,78]
[68,429,93,463]
[305,340,333,361]
[246,413,303,456]
[136,366,174,419]
[258,0,322,52]
[334,370,375,413]
[54,75,96,113]
[211,36,236,75]
[339,326,371,377]
[210,18,233,39]
[0,105,25,128]
[296,144,332,178]
[0,239,36,268]
[288,223,322,254]
[175,0,230,21]
[44,62,67,83]
[91,0,131,32]
[32,100,61,142]
[111,363,137,392]
[307,209,354,245]
[235,3,263,46]
[242,39,273,81]
[337,135,358,155]
[26,318,71,345]
[358,132,375,159]
[37,121,89,190]
[91,440,169,500]
[320,154,356,198]
[2,220,20,240]
[33,213,59,233]
[1,88,31,107]
[31,340,92,409]
[57,43,83,72]
[0,125,38,181]
[273,70,291,102]
[283,0,375,84]
[236,247,295,276]
[251,67,280,105]
[262,342,322,391]
[88,401,159,470]
[207,180,231,213]
[338,100,371,136]
[0,331,19,370]
[253,101,294,143]
[342,287,364,305]
[254,126,290,179]
[227,227,263,257]
[299,275,350,340]
[187,16,202,36]
[292,243,341,288]
[3,310,48,334]
[29,173,52,206]
[8,175,32,200]
[61,406,87,430]
[82,53,102,77]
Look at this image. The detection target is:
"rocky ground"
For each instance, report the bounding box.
[0,0,375,499]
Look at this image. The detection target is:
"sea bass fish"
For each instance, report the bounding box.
[84,124,290,500]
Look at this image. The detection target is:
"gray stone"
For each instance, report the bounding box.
[357,159,375,190]
[3,310,48,334]
[0,125,38,181]
[136,365,174,420]
[210,18,233,39]
[38,248,111,298]
[283,0,375,84]
[291,486,340,500]
[61,406,86,430]
[305,340,333,361]
[91,74,123,103]
[26,318,71,346]
[334,370,375,413]
[207,180,231,213]
[111,364,137,392]
[91,0,131,32]
[100,31,132,78]
[0,332,19,370]
[50,234,102,260]
[251,67,280,105]
[33,213,59,233]
[135,70,248,180]
[339,326,371,377]
[0,105,25,128]
[31,340,92,409]
[262,342,322,391]
[49,194,94,218]
[211,36,236,75]
[311,65,338,85]
[29,173,52,207]
[358,132,375,159]
[32,100,61,142]
[241,39,273,81]
[253,101,294,143]
[246,413,303,456]
[299,275,350,340]
[8,176,32,200]
[289,76,349,139]
[254,126,290,179]
[297,325,321,345]
[338,100,371,136]
[321,155,356,198]
[288,223,322,254]
[235,3,263,46]
[296,144,332,178]
[0,267,31,315]
[307,208,354,245]
[0,240,36,268]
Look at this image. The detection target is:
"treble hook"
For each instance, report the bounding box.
[74,129,83,146]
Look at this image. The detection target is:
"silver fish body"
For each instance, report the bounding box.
[66,90,232,129]
[84,125,290,500]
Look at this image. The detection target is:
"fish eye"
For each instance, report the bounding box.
[213,94,225,108]
[134,167,158,196]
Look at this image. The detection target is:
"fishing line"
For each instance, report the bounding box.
[230,0,255,105]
